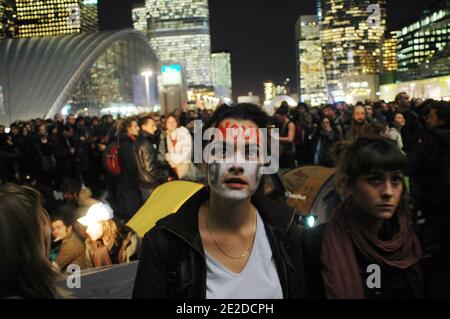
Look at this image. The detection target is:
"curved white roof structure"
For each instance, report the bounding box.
[0,29,158,125]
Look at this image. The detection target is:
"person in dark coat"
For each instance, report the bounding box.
[54,125,79,188]
[310,116,341,167]
[302,136,423,299]
[133,116,170,201]
[117,118,142,222]
[409,101,450,298]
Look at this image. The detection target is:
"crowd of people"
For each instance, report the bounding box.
[0,94,449,299]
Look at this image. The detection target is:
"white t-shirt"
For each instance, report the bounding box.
[205,212,283,299]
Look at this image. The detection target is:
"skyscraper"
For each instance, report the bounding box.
[296,15,328,107]
[264,81,275,102]
[211,52,232,99]
[0,0,17,38]
[81,0,98,32]
[382,31,399,72]
[397,0,449,81]
[132,3,147,33]
[4,0,97,38]
[317,0,386,103]
[145,0,212,87]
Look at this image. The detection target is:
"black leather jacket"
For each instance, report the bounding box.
[133,131,169,189]
[132,187,308,299]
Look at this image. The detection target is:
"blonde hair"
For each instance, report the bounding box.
[101,219,119,247]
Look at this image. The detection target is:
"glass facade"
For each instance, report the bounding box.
[1,0,17,38]
[317,0,386,102]
[382,31,399,72]
[211,52,232,99]
[145,0,212,87]
[264,81,275,102]
[4,0,97,38]
[296,15,328,107]
[397,0,449,81]
[132,4,147,33]
[69,37,158,116]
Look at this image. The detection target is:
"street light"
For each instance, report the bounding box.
[141,69,153,111]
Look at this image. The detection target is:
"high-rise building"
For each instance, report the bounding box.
[3,0,97,39]
[296,15,328,107]
[382,31,399,72]
[264,81,275,102]
[145,0,212,87]
[81,0,98,32]
[0,0,17,38]
[211,52,232,99]
[132,3,147,33]
[317,0,386,103]
[397,0,449,81]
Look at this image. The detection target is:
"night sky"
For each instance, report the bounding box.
[98,0,439,100]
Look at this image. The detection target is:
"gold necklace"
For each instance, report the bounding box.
[205,207,257,260]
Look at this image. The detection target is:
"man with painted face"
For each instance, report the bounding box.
[133,103,307,299]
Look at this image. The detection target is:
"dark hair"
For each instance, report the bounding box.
[205,103,268,131]
[335,136,409,199]
[0,184,58,298]
[138,116,154,128]
[431,100,450,127]
[51,212,75,228]
[61,179,82,195]
[275,104,289,116]
[120,117,137,134]
[395,92,408,103]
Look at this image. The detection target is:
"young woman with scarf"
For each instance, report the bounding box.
[302,136,423,299]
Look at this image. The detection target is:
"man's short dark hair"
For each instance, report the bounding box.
[61,179,82,195]
[205,103,268,131]
[138,116,154,128]
[51,212,74,228]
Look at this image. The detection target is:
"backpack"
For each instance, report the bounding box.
[102,140,122,176]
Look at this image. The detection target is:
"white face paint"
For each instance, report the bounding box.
[206,119,263,201]
[86,221,103,241]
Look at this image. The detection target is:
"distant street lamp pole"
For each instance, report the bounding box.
[141,69,153,111]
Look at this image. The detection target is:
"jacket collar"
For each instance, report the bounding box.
[157,186,296,250]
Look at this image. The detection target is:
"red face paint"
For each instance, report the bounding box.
[216,121,261,144]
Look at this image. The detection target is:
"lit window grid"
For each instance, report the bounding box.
[397,7,449,73]
[13,0,98,38]
[264,82,275,101]
[318,0,387,93]
[211,53,232,98]
[132,6,147,32]
[150,33,212,86]
[145,0,209,21]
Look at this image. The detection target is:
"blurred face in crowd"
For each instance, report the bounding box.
[380,103,388,112]
[63,191,79,203]
[63,128,74,138]
[127,120,140,137]
[321,118,332,132]
[38,125,47,137]
[67,115,76,126]
[0,125,5,134]
[51,220,72,241]
[22,127,29,136]
[86,221,103,241]
[152,116,161,129]
[365,105,373,118]
[353,106,366,124]
[397,93,410,109]
[51,126,58,135]
[188,111,197,120]
[55,114,64,123]
[323,107,334,118]
[11,126,19,136]
[350,170,404,222]
[142,118,157,135]
[166,116,178,132]
[394,113,406,128]
[426,108,445,128]
[206,118,263,201]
